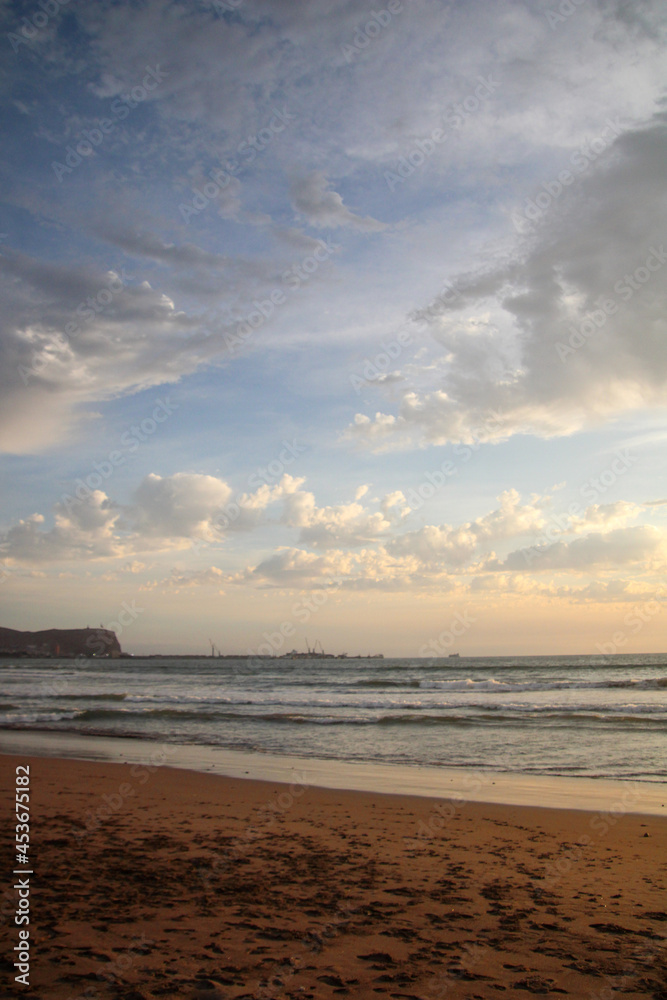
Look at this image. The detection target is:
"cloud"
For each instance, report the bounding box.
[239,543,441,592]
[0,243,282,453]
[3,464,664,613]
[564,579,667,603]
[388,489,549,568]
[0,471,299,561]
[345,112,667,451]
[290,171,386,232]
[240,547,350,587]
[0,251,193,453]
[163,566,226,592]
[0,492,123,562]
[8,464,654,606]
[129,471,303,541]
[129,472,233,538]
[236,541,468,592]
[490,525,666,572]
[240,489,665,589]
[232,474,306,532]
[381,490,410,518]
[99,228,237,270]
[568,501,642,534]
[280,487,403,549]
[5,0,666,464]
[468,574,667,604]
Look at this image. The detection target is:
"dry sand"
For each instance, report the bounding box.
[1,754,666,999]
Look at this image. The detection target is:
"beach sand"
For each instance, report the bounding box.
[1,754,666,999]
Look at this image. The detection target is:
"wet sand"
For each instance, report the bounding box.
[3,729,667,815]
[1,754,666,999]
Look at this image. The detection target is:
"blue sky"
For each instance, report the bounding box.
[1,0,666,655]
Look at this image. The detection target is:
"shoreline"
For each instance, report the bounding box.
[1,752,666,998]
[2,727,666,815]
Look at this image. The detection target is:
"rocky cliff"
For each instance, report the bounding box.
[0,627,122,657]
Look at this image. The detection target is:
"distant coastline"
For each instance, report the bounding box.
[0,626,121,658]
[0,651,385,660]
[0,628,384,659]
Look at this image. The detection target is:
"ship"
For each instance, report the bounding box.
[279,638,383,659]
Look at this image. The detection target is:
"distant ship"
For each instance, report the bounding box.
[449,652,460,658]
[280,638,383,659]
[280,649,384,660]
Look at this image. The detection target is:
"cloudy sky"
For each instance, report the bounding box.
[1,0,666,656]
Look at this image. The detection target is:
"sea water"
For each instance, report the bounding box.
[2,653,665,782]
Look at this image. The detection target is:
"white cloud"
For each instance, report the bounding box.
[388,490,548,567]
[568,501,642,534]
[232,474,306,532]
[290,171,386,232]
[381,490,410,518]
[280,487,403,549]
[5,475,662,605]
[0,472,298,561]
[240,547,351,587]
[490,525,666,572]
[129,472,233,538]
[1,492,123,562]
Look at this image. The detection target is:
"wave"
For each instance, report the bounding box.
[354,679,422,688]
[26,680,664,712]
[4,703,665,727]
[76,707,229,722]
[3,711,80,723]
[53,693,129,701]
[399,676,667,693]
[112,676,667,698]
[116,692,232,704]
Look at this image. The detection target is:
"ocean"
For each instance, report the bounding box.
[2,653,666,783]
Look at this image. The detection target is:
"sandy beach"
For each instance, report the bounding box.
[1,754,666,1000]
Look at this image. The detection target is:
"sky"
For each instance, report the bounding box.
[0,0,666,657]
